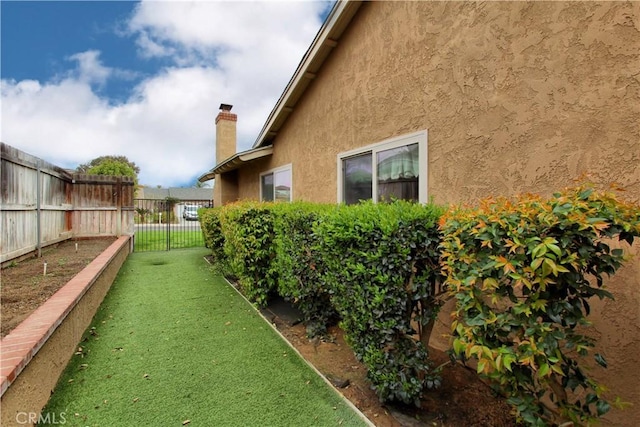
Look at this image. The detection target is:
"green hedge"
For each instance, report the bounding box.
[315,201,445,405]
[217,201,278,307]
[200,200,446,405]
[198,185,639,422]
[271,202,338,337]
[440,185,640,426]
[200,208,225,258]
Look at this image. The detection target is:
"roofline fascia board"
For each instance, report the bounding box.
[252,0,363,149]
[197,146,273,182]
[197,172,216,183]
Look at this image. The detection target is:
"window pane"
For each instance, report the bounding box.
[274,169,291,202]
[377,143,418,202]
[343,153,372,205]
[261,173,274,201]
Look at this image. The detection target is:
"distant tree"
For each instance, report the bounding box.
[159,197,181,223]
[77,155,140,174]
[135,207,150,223]
[77,156,139,186]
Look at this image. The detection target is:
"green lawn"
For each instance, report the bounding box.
[133,230,205,252]
[40,248,367,426]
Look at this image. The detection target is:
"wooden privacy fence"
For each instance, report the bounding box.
[1,142,134,264]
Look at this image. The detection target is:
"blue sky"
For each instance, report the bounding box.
[1,1,331,187]
[2,1,148,103]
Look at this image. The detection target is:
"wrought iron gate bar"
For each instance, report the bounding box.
[133,198,212,252]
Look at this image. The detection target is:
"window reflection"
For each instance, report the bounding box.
[343,153,372,205]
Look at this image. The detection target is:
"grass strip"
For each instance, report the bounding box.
[133,230,204,252]
[41,248,367,426]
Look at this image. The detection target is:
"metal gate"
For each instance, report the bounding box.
[133,199,213,252]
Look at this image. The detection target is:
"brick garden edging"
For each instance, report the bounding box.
[0,236,131,425]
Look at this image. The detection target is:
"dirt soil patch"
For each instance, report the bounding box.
[270,316,518,427]
[1,237,117,338]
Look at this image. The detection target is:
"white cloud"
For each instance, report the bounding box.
[1,67,222,186]
[125,0,329,149]
[1,1,329,187]
[66,50,139,86]
[127,1,326,59]
[68,50,113,85]
[135,32,176,59]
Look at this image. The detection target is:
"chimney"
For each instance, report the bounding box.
[215,103,237,164]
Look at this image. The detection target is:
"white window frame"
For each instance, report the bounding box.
[260,163,293,202]
[337,130,428,204]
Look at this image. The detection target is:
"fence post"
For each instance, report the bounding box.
[116,176,122,237]
[36,165,42,258]
[166,202,171,251]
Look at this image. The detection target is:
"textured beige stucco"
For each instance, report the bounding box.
[236,1,639,205]
[214,170,239,206]
[224,2,639,424]
[586,242,640,424]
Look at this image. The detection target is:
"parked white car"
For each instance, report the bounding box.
[183,205,199,221]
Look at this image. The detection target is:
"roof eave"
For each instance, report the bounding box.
[198,146,274,182]
[252,0,363,149]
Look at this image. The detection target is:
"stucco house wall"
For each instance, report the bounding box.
[218,2,639,424]
[236,157,269,201]
[235,1,638,205]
